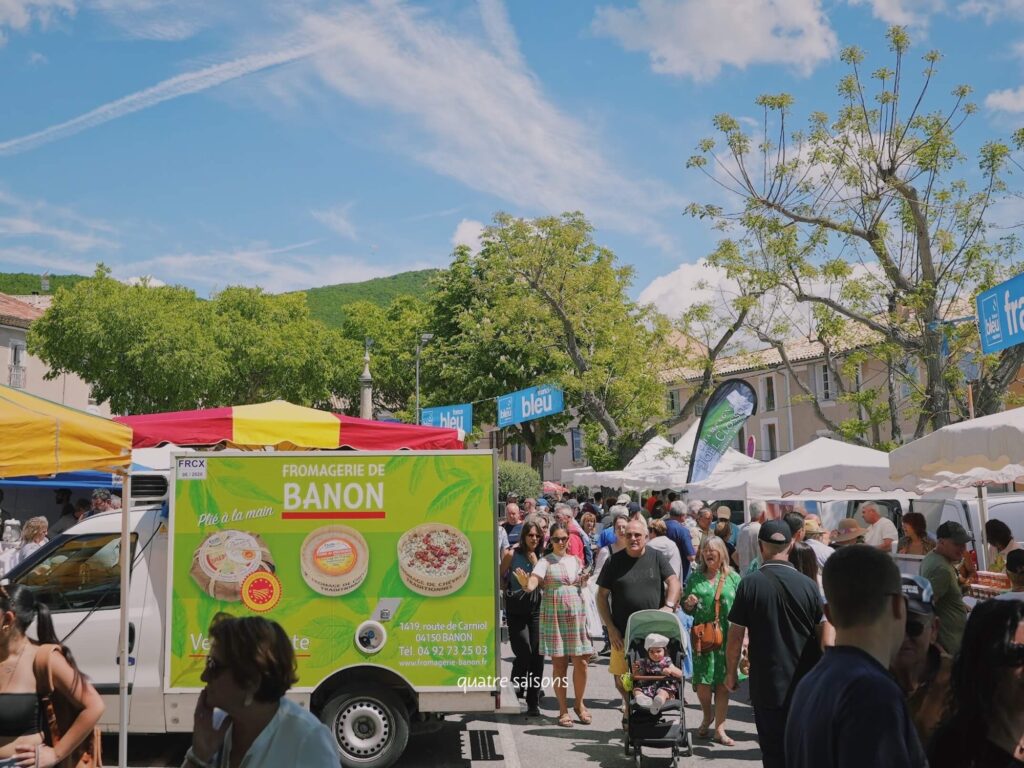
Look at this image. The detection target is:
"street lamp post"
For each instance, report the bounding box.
[415,332,434,424]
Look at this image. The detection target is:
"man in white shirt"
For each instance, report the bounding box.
[862,503,898,554]
[735,500,766,574]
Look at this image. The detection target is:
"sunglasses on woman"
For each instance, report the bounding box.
[550,536,569,543]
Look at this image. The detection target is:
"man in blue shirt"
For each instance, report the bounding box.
[665,501,696,582]
[785,545,927,768]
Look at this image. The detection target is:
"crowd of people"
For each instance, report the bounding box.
[499,487,1024,767]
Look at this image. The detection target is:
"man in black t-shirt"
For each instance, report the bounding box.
[597,517,680,712]
[785,545,926,768]
[726,520,823,768]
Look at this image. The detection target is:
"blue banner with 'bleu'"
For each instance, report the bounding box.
[977,271,1024,354]
[420,403,473,432]
[497,384,564,428]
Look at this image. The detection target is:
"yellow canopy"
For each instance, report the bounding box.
[0,384,132,477]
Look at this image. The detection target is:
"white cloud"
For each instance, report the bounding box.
[0,30,344,155]
[958,0,1024,20]
[0,216,115,251]
[284,3,682,250]
[0,187,118,259]
[451,218,484,253]
[0,0,74,42]
[985,86,1024,113]
[312,203,358,240]
[639,260,739,319]
[87,0,222,41]
[122,275,166,287]
[592,0,838,81]
[848,0,945,26]
[127,240,430,293]
[27,50,47,65]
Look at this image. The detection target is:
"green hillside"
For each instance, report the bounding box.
[0,272,89,295]
[297,269,440,328]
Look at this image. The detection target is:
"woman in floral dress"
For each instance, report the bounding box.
[682,535,743,746]
[514,521,593,727]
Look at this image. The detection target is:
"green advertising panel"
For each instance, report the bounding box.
[166,450,497,691]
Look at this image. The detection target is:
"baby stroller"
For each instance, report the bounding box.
[622,609,693,767]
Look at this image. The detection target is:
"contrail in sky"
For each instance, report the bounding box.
[0,37,337,156]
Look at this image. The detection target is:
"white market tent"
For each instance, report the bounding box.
[889,405,1024,568]
[560,465,594,486]
[889,406,1024,493]
[778,440,925,499]
[687,436,916,501]
[568,423,760,491]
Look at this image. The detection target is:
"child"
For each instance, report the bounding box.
[632,632,682,714]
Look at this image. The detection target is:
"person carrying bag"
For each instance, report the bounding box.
[33,646,103,768]
[691,571,725,655]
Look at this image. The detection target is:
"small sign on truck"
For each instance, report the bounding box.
[167,450,499,767]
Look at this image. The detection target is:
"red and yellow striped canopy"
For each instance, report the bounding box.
[115,399,462,451]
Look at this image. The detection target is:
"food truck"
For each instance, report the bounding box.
[8,450,504,768]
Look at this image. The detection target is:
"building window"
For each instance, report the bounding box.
[899,358,919,400]
[666,389,681,414]
[694,398,705,417]
[764,423,779,460]
[571,428,583,463]
[764,376,776,412]
[817,365,834,401]
[8,343,26,389]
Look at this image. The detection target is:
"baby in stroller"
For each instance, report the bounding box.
[632,632,683,715]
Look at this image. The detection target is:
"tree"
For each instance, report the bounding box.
[426,212,750,471]
[28,267,354,413]
[331,296,433,418]
[686,27,1024,443]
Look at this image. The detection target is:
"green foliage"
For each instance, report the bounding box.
[295,270,439,328]
[27,267,356,413]
[0,272,88,294]
[497,460,541,501]
[686,26,1024,441]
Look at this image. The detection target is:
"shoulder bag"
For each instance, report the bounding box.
[690,572,726,655]
[33,644,103,768]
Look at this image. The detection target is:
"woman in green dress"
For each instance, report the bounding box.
[682,535,742,746]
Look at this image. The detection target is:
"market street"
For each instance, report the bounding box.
[105,639,761,767]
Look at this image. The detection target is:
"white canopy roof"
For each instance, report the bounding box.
[778,440,924,498]
[889,406,1024,493]
[687,436,919,501]
[570,423,760,491]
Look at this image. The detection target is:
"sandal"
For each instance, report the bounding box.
[574,707,593,725]
[713,731,735,747]
[558,713,574,728]
[696,722,712,739]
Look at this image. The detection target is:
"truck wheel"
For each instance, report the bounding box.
[321,686,410,768]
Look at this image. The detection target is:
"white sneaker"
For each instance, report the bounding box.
[649,697,663,715]
[633,693,653,710]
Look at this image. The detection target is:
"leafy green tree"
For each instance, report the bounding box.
[687,27,1023,442]
[426,213,748,471]
[498,460,542,501]
[331,297,433,418]
[28,267,354,413]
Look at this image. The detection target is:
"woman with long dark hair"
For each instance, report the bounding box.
[0,583,103,768]
[928,599,1024,767]
[898,512,936,556]
[500,518,545,717]
[514,521,592,728]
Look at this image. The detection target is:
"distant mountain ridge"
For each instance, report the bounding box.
[0,269,439,329]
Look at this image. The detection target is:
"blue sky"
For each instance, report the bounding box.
[1,0,1023,307]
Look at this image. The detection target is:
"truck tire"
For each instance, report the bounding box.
[321,686,410,768]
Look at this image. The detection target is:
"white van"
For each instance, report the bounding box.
[6,465,507,768]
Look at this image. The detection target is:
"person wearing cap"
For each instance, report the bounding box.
[802,518,834,570]
[596,517,680,721]
[785,546,927,768]
[921,521,971,655]
[994,548,1024,600]
[891,574,953,746]
[725,519,824,768]
[861,502,899,554]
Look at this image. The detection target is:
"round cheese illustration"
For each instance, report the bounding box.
[190,530,275,602]
[397,523,472,597]
[300,525,369,596]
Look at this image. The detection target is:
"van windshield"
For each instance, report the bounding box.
[15,533,138,612]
